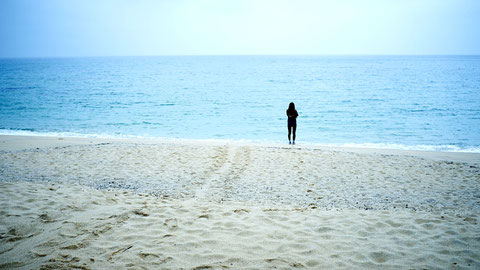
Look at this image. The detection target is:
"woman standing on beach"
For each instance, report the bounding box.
[286,102,298,144]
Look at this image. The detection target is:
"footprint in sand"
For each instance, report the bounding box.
[369,251,391,263]
[164,218,178,230]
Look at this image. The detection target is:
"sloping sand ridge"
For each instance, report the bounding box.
[1,135,479,269]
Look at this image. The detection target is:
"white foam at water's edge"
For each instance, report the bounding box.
[0,129,148,139]
[0,129,479,153]
[331,143,480,153]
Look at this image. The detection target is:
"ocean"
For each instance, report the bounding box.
[0,55,479,152]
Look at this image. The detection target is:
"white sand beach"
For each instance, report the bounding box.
[1,135,479,269]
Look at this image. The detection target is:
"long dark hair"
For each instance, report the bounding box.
[287,102,296,114]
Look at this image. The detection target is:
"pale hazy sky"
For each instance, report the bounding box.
[1,0,479,57]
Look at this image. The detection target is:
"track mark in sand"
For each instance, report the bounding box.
[232,147,251,179]
[138,252,160,259]
[223,146,251,191]
[201,146,229,180]
[107,245,133,262]
[0,261,25,269]
[265,258,305,268]
[193,146,231,199]
[163,218,178,231]
[40,254,86,270]
[194,146,251,200]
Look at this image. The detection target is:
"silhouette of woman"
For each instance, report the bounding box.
[286,102,298,144]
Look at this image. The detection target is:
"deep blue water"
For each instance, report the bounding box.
[1,55,479,151]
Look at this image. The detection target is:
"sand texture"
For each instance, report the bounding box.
[0,135,479,269]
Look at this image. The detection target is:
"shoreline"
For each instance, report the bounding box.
[1,130,480,154]
[1,134,479,164]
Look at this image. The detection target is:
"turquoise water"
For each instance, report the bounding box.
[1,55,479,151]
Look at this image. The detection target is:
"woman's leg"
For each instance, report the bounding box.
[288,126,292,141]
[292,125,296,141]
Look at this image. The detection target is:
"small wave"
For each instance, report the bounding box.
[0,86,39,91]
[325,142,480,153]
[0,129,151,139]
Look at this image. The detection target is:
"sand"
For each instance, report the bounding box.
[0,135,479,269]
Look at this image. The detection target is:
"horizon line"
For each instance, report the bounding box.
[1,53,479,59]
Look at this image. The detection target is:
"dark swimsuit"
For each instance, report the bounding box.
[287,110,298,127]
[288,118,296,128]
